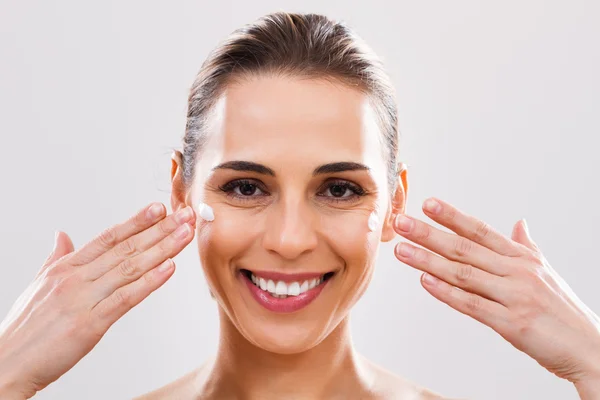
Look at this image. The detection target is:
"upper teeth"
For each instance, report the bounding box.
[250,273,325,297]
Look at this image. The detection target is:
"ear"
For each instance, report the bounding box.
[381,162,408,242]
[170,150,189,214]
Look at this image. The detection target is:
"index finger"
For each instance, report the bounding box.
[69,202,166,266]
[421,197,526,257]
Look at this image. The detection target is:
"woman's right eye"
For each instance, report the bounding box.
[219,179,267,199]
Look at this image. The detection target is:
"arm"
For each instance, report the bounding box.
[575,379,600,400]
[392,197,600,397]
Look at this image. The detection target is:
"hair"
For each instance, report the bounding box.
[180,11,401,195]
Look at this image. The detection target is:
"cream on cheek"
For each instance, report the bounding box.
[197,202,215,222]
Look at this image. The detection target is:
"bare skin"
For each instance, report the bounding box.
[2,72,598,399]
[133,75,459,399]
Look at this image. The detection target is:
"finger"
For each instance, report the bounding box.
[421,197,527,257]
[38,231,75,278]
[90,258,176,330]
[395,241,513,306]
[511,219,540,252]
[419,271,513,332]
[82,206,195,281]
[69,202,166,266]
[91,221,194,302]
[394,213,511,276]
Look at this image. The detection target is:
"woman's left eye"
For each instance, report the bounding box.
[319,181,366,201]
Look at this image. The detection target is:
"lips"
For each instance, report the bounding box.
[239,269,335,313]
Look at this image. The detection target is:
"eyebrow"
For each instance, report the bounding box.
[211,161,370,176]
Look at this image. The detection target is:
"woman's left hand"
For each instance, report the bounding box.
[393,197,600,390]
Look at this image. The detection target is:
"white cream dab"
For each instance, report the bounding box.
[197,202,215,222]
[367,210,379,232]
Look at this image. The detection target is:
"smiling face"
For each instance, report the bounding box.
[173,75,407,354]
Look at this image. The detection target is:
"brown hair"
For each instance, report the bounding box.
[181,11,401,194]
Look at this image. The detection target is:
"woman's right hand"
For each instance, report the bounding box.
[0,202,196,399]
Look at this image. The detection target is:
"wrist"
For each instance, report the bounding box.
[0,378,27,400]
[575,378,600,400]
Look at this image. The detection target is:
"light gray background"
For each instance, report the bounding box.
[1,1,598,399]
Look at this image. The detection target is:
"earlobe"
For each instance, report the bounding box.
[170,150,187,213]
[380,163,408,242]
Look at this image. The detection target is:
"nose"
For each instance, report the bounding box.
[261,195,318,260]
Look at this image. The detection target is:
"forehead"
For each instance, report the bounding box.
[199,75,385,177]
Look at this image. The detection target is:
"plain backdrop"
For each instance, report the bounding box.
[1,1,599,399]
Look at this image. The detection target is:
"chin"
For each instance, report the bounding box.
[239,319,332,354]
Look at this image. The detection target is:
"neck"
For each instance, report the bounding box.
[195,308,374,399]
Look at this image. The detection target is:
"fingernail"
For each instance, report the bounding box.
[395,214,413,232]
[423,198,441,214]
[397,242,413,257]
[423,273,439,286]
[157,259,174,273]
[148,203,164,219]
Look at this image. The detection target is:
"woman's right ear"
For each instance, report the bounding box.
[170,150,187,213]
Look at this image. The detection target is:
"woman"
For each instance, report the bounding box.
[1,11,599,400]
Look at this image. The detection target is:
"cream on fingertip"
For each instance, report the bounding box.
[198,202,215,222]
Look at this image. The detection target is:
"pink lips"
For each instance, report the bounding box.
[240,271,332,313]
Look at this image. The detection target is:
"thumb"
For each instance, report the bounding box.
[42,231,75,269]
[511,218,539,252]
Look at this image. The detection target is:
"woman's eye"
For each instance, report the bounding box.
[326,184,353,198]
[320,181,366,202]
[219,179,267,199]
[235,182,263,196]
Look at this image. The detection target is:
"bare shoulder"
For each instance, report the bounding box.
[363,357,466,400]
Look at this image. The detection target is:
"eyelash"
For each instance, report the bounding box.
[218,179,367,203]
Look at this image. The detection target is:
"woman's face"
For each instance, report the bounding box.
[176,75,406,354]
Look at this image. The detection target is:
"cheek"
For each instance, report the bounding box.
[320,211,379,304]
[196,207,262,281]
[320,211,380,263]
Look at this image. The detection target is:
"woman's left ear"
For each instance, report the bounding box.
[381,163,408,242]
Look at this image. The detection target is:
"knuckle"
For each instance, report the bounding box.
[455,263,473,283]
[157,218,171,236]
[115,239,138,257]
[142,270,155,285]
[445,206,457,221]
[111,288,132,308]
[523,250,544,266]
[453,237,473,258]
[118,258,139,278]
[473,220,492,242]
[51,273,80,297]
[133,209,148,227]
[415,224,431,241]
[465,293,483,314]
[98,227,118,248]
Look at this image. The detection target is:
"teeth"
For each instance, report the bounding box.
[288,282,300,296]
[300,280,309,293]
[275,281,287,295]
[249,272,330,297]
